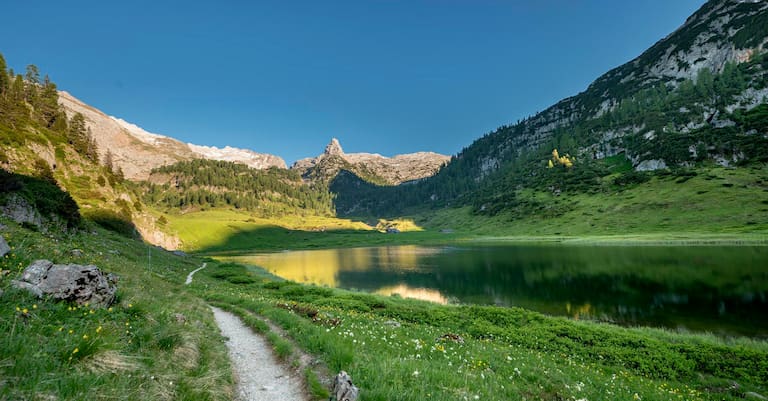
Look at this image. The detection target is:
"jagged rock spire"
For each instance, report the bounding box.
[325,138,344,156]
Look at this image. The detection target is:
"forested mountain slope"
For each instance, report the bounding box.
[332,0,768,218]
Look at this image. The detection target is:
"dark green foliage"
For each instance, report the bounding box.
[730,5,768,49]
[66,113,99,162]
[209,263,257,284]
[142,159,335,217]
[0,169,82,229]
[613,170,651,187]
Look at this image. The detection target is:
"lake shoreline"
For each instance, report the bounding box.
[195,260,768,401]
[192,231,768,256]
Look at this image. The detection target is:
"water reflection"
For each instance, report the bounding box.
[227,244,768,338]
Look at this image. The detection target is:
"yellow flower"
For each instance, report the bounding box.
[68,329,74,334]
[72,348,79,354]
[89,310,95,314]
[32,304,37,309]
[22,308,28,314]
[82,334,89,340]
[108,307,113,312]
[96,326,102,333]
[58,327,64,332]
[128,303,133,308]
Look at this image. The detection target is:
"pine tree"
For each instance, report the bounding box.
[38,75,61,127]
[104,149,114,171]
[0,52,8,95]
[24,64,40,85]
[24,65,40,107]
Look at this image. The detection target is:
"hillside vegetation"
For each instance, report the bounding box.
[0,174,234,399]
[333,51,768,222]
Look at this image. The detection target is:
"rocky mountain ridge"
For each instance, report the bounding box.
[58,92,447,186]
[456,0,768,179]
[58,91,286,180]
[292,138,450,185]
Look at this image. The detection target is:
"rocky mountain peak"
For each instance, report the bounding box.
[57,91,285,179]
[325,138,345,157]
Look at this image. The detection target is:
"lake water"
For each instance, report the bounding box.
[227,244,768,338]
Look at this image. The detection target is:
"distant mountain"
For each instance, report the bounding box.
[333,0,768,216]
[292,138,450,185]
[58,91,286,180]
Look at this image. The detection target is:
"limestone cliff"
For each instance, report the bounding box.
[58,91,286,180]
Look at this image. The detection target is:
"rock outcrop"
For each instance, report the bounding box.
[292,138,450,185]
[12,260,118,308]
[0,195,44,228]
[331,371,360,401]
[0,235,9,258]
[58,91,286,180]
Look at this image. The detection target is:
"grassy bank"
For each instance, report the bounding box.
[192,262,768,401]
[0,220,234,400]
[423,166,768,238]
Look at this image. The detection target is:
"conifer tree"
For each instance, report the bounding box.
[38,75,61,127]
[0,53,8,95]
[24,65,40,107]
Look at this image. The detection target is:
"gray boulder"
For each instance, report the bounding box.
[12,260,118,308]
[0,235,9,258]
[331,371,359,401]
[635,159,667,171]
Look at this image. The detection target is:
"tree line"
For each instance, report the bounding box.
[0,52,101,165]
[142,159,335,217]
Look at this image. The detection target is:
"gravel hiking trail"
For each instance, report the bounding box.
[185,262,207,285]
[211,306,307,401]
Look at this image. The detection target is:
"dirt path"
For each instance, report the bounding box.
[210,306,307,401]
[185,262,206,285]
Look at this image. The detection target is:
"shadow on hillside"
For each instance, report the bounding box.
[194,224,440,255]
[0,168,82,230]
[1,169,140,238]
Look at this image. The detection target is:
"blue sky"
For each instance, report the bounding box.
[2,0,705,164]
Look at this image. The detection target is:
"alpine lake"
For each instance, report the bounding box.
[225,243,768,338]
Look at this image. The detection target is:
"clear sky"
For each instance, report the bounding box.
[1,0,706,164]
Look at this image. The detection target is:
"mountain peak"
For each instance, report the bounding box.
[324,138,344,156]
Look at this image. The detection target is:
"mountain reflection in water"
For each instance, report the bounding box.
[226,244,768,338]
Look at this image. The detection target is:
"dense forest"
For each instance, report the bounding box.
[332,51,768,217]
[142,159,335,218]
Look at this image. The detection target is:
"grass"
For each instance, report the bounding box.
[163,209,454,254]
[0,219,234,400]
[193,262,768,401]
[157,166,768,255]
[424,166,768,238]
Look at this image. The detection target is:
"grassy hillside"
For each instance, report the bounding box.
[421,165,768,238]
[0,219,234,400]
[160,209,444,254]
[196,263,768,401]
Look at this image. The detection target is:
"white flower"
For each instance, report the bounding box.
[412,370,420,377]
